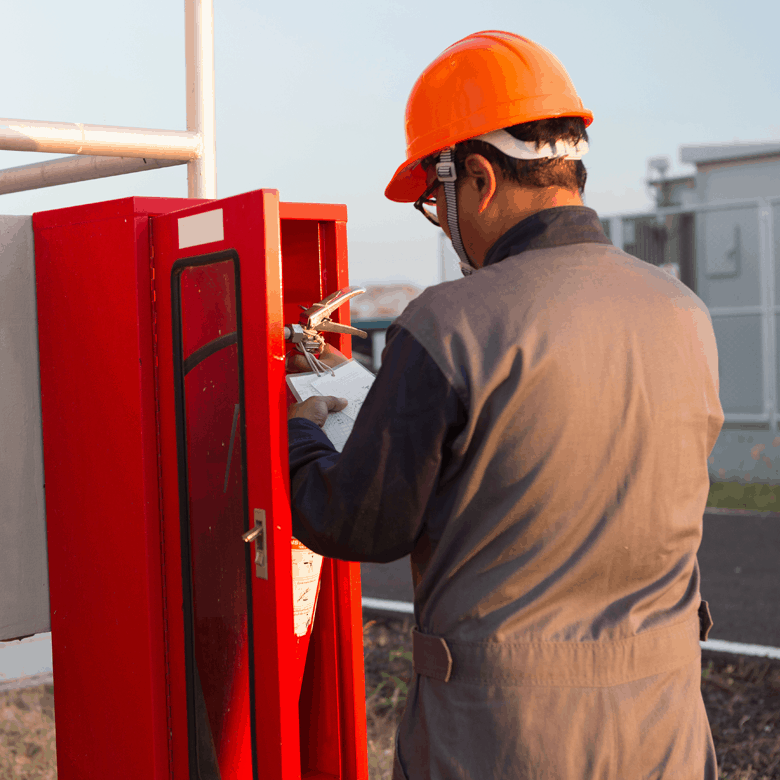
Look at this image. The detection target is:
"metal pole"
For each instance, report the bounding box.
[0,118,200,159]
[186,0,217,199]
[0,155,185,196]
[0,3,216,197]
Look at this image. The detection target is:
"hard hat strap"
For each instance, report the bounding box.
[436,148,474,274]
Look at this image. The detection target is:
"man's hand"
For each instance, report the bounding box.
[286,344,349,374]
[288,396,348,427]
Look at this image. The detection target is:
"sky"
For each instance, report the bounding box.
[1,0,779,289]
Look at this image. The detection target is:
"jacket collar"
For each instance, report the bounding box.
[483,206,612,269]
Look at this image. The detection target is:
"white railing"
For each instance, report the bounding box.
[0,0,216,199]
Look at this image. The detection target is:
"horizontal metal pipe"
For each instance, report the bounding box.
[0,118,201,160]
[0,155,186,195]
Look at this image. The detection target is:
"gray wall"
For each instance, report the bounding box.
[0,216,49,641]
[698,158,780,203]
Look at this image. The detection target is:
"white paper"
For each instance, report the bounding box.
[311,360,375,421]
[291,542,323,637]
[287,359,375,452]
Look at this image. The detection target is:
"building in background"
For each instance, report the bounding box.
[605,140,780,484]
[350,234,465,372]
[350,283,422,371]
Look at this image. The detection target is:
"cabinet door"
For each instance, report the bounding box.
[153,190,299,780]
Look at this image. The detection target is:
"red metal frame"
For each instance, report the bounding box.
[34,191,368,780]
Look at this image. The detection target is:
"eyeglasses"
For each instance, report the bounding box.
[414,178,441,226]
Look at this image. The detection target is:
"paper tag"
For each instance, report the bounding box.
[178,208,224,249]
[291,539,323,637]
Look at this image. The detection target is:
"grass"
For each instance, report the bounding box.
[707,481,779,512]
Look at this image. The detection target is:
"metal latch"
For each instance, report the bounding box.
[242,508,268,579]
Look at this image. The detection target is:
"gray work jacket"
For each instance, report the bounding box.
[288,208,722,779]
[389,235,723,780]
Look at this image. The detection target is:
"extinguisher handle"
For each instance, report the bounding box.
[302,286,365,330]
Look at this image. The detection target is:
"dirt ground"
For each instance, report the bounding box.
[1,618,778,779]
[0,682,56,780]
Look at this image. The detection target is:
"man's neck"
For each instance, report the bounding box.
[466,186,584,268]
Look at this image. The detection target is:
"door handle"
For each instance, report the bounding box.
[242,509,268,579]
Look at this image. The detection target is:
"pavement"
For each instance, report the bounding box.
[0,633,52,690]
[360,511,780,648]
[697,511,780,647]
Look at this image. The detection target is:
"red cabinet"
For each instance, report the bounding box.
[33,191,368,780]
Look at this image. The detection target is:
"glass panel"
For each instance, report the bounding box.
[712,314,764,415]
[695,206,761,308]
[176,259,252,779]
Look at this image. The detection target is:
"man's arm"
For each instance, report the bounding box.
[288,325,466,562]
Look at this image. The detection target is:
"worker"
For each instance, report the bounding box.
[287,30,722,780]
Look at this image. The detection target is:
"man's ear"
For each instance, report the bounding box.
[463,153,498,215]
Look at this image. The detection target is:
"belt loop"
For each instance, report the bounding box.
[412,628,453,682]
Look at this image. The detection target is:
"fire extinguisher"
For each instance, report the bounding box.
[282,287,367,690]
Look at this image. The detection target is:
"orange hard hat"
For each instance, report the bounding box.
[385,31,593,203]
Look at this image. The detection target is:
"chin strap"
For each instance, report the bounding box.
[436,148,475,275]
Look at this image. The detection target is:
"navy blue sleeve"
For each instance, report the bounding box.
[288,325,466,562]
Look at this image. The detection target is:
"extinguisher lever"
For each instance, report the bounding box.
[315,320,368,338]
[303,285,366,330]
[283,287,367,370]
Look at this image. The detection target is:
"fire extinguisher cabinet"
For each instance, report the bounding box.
[33,190,369,780]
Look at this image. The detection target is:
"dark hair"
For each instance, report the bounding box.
[426,117,588,193]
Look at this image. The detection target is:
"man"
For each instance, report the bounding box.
[288,31,723,780]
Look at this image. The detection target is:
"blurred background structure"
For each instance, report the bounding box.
[350,284,422,371]
[603,140,780,484]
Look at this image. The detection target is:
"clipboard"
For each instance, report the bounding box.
[286,359,376,452]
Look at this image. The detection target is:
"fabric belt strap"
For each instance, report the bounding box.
[412,628,453,682]
[412,614,703,686]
